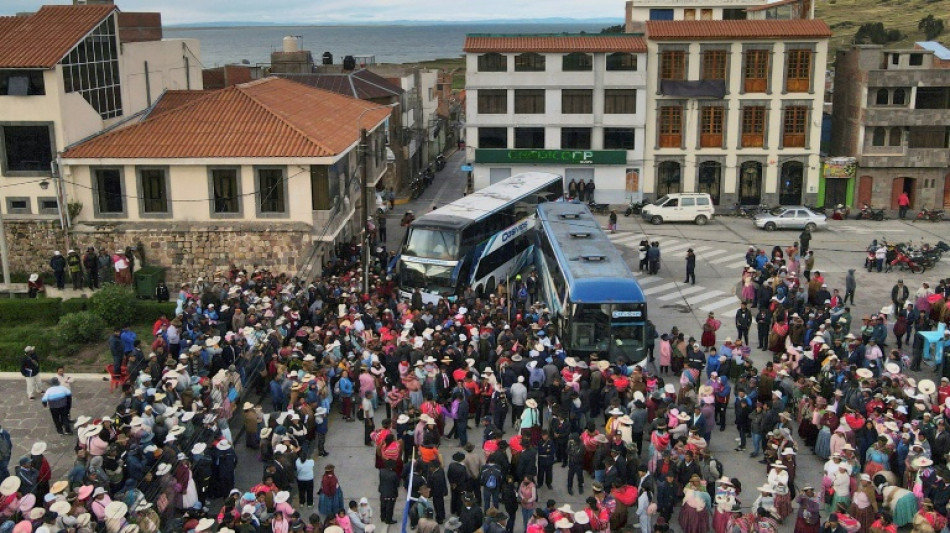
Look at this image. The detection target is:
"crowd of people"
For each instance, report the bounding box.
[3,227,950,533]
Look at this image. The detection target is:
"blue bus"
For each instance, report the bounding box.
[398,172,564,304]
[535,202,647,362]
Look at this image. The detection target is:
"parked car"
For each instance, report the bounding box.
[641,193,716,225]
[753,206,827,232]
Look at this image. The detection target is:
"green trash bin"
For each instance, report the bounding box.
[133,266,165,299]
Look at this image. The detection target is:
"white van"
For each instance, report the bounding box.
[641,193,715,225]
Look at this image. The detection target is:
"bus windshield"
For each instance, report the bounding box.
[404,228,459,260]
[611,323,645,361]
[399,261,456,294]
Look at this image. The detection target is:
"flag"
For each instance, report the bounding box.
[400,447,417,533]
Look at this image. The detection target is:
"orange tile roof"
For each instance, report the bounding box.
[63,77,392,159]
[0,5,117,68]
[646,19,831,40]
[464,34,646,53]
[148,90,215,116]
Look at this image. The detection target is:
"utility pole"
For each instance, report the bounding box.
[0,206,9,290]
[360,127,371,294]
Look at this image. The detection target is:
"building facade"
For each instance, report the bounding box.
[463,35,647,203]
[830,43,950,209]
[0,5,201,221]
[642,19,830,206]
[53,77,391,281]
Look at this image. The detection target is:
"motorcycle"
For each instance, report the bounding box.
[624,198,646,217]
[831,204,850,221]
[855,204,886,221]
[915,208,945,222]
[588,200,610,215]
[890,249,925,273]
[435,154,446,171]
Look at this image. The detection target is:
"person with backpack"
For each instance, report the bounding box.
[480,458,503,510]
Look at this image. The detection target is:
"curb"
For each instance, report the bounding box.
[0,372,107,381]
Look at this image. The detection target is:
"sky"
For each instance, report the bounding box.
[1,0,625,24]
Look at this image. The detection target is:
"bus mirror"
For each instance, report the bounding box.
[581,255,606,262]
[559,213,582,219]
[569,232,591,239]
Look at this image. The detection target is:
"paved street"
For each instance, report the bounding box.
[2,162,948,532]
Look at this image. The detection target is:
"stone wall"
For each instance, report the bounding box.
[4,220,314,284]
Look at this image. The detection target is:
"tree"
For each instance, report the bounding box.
[919,15,945,40]
[600,24,624,34]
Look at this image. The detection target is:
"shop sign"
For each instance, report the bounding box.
[824,157,856,179]
[475,149,627,165]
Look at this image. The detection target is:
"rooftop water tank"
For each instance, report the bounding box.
[282,35,299,53]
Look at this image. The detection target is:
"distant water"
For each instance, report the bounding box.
[165,23,613,67]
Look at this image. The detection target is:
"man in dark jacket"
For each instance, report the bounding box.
[426,460,449,523]
[675,451,702,495]
[734,389,753,451]
[517,443,538,482]
[537,432,555,490]
[735,303,753,346]
[379,461,400,524]
[82,247,99,290]
[685,249,696,285]
[799,228,812,255]
[458,494,484,533]
[108,328,124,377]
[891,279,910,309]
[49,251,66,289]
[447,453,472,516]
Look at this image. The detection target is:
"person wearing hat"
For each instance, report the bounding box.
[242,402,263,449]
[41,377,73,435]
[794,486,822,533]
[20,345,43,401]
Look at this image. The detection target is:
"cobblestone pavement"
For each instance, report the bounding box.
[0,376,118,474]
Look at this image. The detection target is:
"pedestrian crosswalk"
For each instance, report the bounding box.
[608,231,748,315]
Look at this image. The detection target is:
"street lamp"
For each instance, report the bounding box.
[356,102,399,294]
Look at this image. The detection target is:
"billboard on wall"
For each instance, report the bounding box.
[824,157,856,179]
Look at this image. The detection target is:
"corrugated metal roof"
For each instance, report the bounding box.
[464,34,646,53]
[0,5,117,68]
[63,77,392,159]
[646,19,831,40]
[276,69,404,100]
[916,41,950,61]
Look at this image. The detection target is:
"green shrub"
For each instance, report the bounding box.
[7,271,55,285]
[62,297,89,315]
[0,298,62,325]
[55,311,106,345]
[0,334,54,371]
[89,285,137,328]
[134,301,177,323]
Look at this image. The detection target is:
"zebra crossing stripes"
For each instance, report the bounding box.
[701,295,741,312]
[643,282,681,295]
[708,252,747,265]
[657,285,707,301]
[682,290,727,306]
[631,274,668,286]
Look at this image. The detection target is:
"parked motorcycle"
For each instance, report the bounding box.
[915,208,945,222]
[588,200,610,215]
[831,204,850,220]
[435,154,446,171]
[890,249,925,273]
[855,204,886,221]
[624,199,646,217]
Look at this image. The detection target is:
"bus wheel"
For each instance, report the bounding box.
[485,278,496,297]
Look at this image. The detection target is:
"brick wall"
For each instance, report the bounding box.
[4,221,313,284]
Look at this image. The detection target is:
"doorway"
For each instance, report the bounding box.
[943,174,950,208]
[857,175,873,206]
[778,161,804,205]
[824,179,849,207]
[697,161,722,205]
[890,177,915,209]
[738,161,762,205]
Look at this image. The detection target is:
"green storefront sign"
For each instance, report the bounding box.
[475,149,627,165]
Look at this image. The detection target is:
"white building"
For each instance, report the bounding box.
[641,18,830,206]
[463,34,647,203]
[0,4,201,223]
[625,0,815,29]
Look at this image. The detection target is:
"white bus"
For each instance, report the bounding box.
[397,172,564,304]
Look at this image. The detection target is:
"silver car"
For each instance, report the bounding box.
[753,206,827,232]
